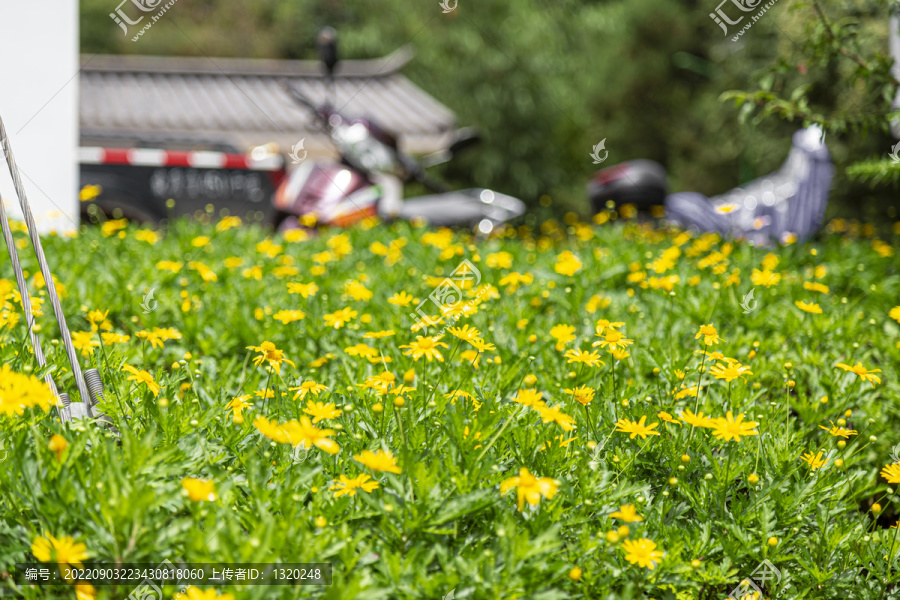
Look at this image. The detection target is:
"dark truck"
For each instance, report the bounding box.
[79,145,286,224]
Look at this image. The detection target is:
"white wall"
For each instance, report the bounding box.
[0,1,79,235]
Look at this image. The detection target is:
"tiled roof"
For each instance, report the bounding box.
[79,51,457,155]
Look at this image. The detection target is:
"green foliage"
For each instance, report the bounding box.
[722,0,900,220]
[1,215,900,598]
[846,156,900,184]
[79,0,806,215]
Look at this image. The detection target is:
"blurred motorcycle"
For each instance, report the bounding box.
[273,27,525,234]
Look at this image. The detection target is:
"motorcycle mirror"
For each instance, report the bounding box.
[448,128,481,156]
[317,27,339,76]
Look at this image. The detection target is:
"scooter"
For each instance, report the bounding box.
[273,28,525,234]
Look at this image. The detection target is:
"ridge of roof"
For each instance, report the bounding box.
[79,47,414,78]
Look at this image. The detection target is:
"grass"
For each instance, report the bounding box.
[1,212,900,599]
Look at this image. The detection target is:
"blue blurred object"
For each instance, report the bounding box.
[664,126,834,245]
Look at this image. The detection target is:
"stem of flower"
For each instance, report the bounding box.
[686,350,708,446]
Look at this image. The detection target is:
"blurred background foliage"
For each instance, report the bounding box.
[80,0,899,222]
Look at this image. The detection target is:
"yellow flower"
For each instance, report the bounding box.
[710,411,758,442]
[101,332,130,344]
[354,449,402,474]
[500,467,559,511]
[288,380,328,400]
[48,434,67,461]
[563,386,595,405]
[75,583,97,600]
[191,235,210,247]
[135,327,181,349]
[880,463,900,484]
[272,309,306,324]
[803,281,829,294]
[534,403,576,431]
[156,260,183,273]
[101,218,128,237]
[79,184,102,202]
[609,504,643,523]
[486,251,513,269]
[400,335,449,362]
[0,365,56,415]
[695,324,723,346]
[122,364,160,396]
[592,329,634,351]
[890,306,900,324]
[468,338,496,353]
[447,324,482,342]
[216,216,242,231]
[801,450,828,471]
[550,324,577,351]
[555,250,583,276]
[514,389,545,408]
[679,409,714,428]
[309,353,336,368]
[819,422,857,438]
[388,291,415,307]
[709,361,752,382]
[287,282,319,298]
[182,478,217,502]
[86,309,111,332]
[564,348,605,367]
[344,280,373,302]
[363,330,395,339]
[32,534,88,567]
[594,319,625,336]
[71,331,100,357]
[835,361,881,387]
[586,295,612,314]
[614,416,660,440]
[303,401,342,424]
[246,341,295,374]
[657,411,680,426]
[323,307,358,329]
[225,395,253,423]
[621,538,664,570]
[498,272,534,292]
[674,385,700,399]
[254,416,340,454]
[329,474,379,498]
[751,269,781,287]
[795,300,823,314]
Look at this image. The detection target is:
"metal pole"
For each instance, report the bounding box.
[0,114,92,414]
[0,194,67,421]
